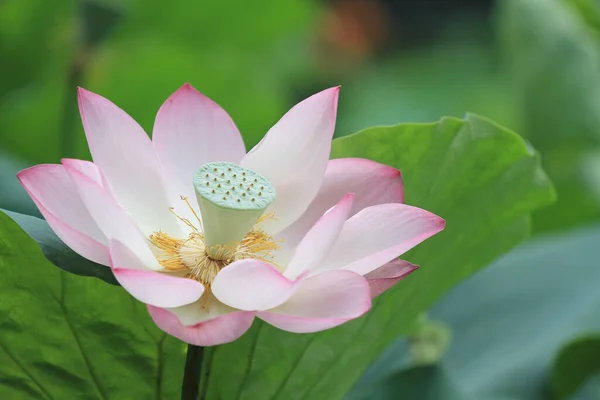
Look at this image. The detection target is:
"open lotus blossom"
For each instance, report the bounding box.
[18,84,444,346]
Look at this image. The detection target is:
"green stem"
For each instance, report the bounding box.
[198,347,215,400]
[59,50,85,159]
[59,3,86,160]
[181,345,204,400]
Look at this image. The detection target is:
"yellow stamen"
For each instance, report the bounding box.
[148,231,188,271]
[150,199,281,309]
[151,203,280,282]
[180,195,202,227]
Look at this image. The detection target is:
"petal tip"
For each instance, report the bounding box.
[177,82,197,94]
[437,217,446,230]
[386,166,402,179]
[329,85,341,99]
[77,86,93,99]
[16,164,55,184]
[15,169,27,182]
[60,158,79,168]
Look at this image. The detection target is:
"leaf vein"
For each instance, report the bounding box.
[0,342,53,400]
[59,273,108,400]
[235,323,264,400]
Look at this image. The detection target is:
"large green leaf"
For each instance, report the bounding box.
[0,210,186,399]
[200,114,555,399]
[498,0,600,232]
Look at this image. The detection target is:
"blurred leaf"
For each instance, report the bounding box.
[552,335,600,400]
[349,366,466,400]
[566,0,600,37]
[0,0,317,164]
[77,0,317,158]
[0,0,74,95]
[0,210,185,399]
[81,1,123,47]
[569,374,600,400]
[498,0,600,232]
[358,223,600,400]
[582,151,600,202]
[0,150,39,216]
[336,31,519,138]
[2,210,116,285]
[198,115,554,399]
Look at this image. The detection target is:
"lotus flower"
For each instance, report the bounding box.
[18,84,444,346]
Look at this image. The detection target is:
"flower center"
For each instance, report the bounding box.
[148,162,279,289]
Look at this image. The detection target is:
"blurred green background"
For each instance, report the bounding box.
[2,0,600,399]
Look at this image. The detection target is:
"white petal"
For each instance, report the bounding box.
[65,163,162,270]
[284,193,354,280]
[153,83,246,205]
[109,239,204,308]
[258,270,371,333]
[279,157,404,248]
[212,259,304,311]
[78,88,181,236]
[241,87,340,234]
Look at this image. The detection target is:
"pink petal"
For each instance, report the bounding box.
[147,303,255,346]
[365,259,419,298]
[77,88,181,236]
[279,158,404,247]
[241,87,340,235]
[257,270,371,333]
[284,193,354,280]
[109,239,204,308]
[212,259,304,311]
[64,164,162,270]
[17,164,109,265]
[153,83,246,204]
[321,203,445,275]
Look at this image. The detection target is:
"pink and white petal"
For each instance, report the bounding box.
[17,164,109,265]
[65,164,162,270]
[153,83,245,203]
[60,159,102,186]
[279,158,404,248]
[284,193,354,280]
[365,259,419,298]
[61,158,118,199]
[77,88,181,236]
[258,270,371,333]
[321,203,445,276]
[148,300,255,346]
[109,239,203,307]
[212,259,303,311]
[241,87,340,235]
